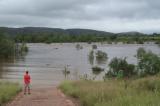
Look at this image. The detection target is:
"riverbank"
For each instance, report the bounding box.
[0,82,21,106]
[60,75,160,106]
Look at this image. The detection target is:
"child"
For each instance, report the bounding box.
[24,71,31,95]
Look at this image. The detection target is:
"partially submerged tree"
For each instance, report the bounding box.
[0,37,15,58]
[76,44,83,50]
[106,57,136,78]
[88,50,94,65]
[92,45,97,49]
[96,50,108,63]
[62,66,70,79]
[92,66,104,75]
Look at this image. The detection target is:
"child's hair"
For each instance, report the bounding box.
[26,71,29,74]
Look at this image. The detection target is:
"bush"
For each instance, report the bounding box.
[137,47,146,59]
[0,36,28,58]
[106,57,136,78]
[137,48,160,76]
[0,38,15,58]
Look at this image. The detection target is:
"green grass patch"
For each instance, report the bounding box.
[0,82,21,105]
[59,77,160,106]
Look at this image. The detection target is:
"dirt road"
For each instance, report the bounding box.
[6,87,76,106]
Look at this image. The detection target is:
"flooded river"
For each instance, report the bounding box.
[0,43,160,87]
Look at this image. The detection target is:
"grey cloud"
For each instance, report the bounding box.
[0,0,160,33]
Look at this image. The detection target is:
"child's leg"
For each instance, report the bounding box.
[24,84,27,94]
[27,84,31,94]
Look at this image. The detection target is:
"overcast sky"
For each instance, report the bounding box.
[0,0,160,33]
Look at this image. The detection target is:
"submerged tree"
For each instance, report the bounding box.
[88,50,94,65]
[0,34,29,59]
[76,44,83,50]
[88,49,108,65]
[96,50,108,64]
[20,42,28,53]
[92,66,104,75]
[92,45,97,49]
[62,66,70,79]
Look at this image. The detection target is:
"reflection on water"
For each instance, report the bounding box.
[0,43,160,87]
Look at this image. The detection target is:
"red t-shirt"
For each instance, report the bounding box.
[24,74,31,84]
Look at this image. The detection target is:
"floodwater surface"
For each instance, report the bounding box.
[0,43,159,87]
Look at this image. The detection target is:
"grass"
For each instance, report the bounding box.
[0,82,21,105]
[59,76,160,106]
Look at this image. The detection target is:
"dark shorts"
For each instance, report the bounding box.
[24,83,30,88]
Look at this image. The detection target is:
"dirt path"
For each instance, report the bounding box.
[6,87,76,106]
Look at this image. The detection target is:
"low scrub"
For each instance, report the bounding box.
[106,57,136,78]
[137,48,160,76]
[60,76,160,106]
[0,82,21,105]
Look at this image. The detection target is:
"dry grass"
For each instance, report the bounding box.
[60,76,160,106]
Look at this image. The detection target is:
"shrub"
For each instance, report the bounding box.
[137,48,160,76]
[137,47,146,59]
[106,57,136,78]
[0,38,15,58]
[0,36,28,58]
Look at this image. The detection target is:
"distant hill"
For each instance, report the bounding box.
[0,27,147,36]
[0,27,116,36]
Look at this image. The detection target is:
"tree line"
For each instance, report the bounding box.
[12,33,160,44]
[0,35,28,59]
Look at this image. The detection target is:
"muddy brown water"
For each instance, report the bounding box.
[0,43,159,87]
